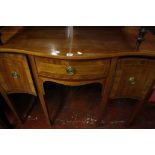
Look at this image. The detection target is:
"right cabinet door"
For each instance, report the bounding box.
[110,57,155,100]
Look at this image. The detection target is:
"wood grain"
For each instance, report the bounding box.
[0,53,36,95]
[110,57,155,100]
[0,27,155,60]
[35,57,110,80]
[0,27,155,126]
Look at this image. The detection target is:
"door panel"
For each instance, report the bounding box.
[0,53,36,95]
[110,57,155,99]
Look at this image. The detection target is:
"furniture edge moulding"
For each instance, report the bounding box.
[41,77,105,87]
[1,48,155,60]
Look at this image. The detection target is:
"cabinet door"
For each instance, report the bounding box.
[110,57,155,100]
[0,53,36,95]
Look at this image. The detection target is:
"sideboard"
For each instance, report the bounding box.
[0,26,155,126]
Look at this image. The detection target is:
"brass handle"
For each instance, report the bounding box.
[11,71,20,79]
[66,66,76,75]
[128,77,136,85]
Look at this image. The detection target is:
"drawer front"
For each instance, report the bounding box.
[0,53,36,95]
[110,58,155,100]
[35,57,110,80]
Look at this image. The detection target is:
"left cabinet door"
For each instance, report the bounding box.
[0,53,36,95]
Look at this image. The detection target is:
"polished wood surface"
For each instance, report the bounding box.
[110,57,155,100]
[0,53,36,95]
[35,57,110,80]
[0,27,155,59]
[0,26,154,126]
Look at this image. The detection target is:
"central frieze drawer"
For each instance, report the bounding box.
[35,57,110,80]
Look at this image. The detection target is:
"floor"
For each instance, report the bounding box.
[1,82,155,129]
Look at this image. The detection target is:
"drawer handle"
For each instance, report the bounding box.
[128,77,136,85]
[66,66,76,75]
[11,71,20,79]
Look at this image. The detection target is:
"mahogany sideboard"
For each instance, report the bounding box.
[0,26,155,126]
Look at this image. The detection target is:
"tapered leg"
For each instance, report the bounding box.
[96,58,118,124]
[0,85,22,123]
[28,55,51,125]
[37,79,51,125]
[0,101,14,128]
[127,100,144,125]
[127,80,155,126]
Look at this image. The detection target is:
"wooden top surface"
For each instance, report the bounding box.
[0,26,155,59]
